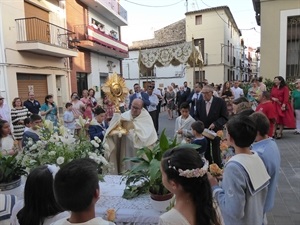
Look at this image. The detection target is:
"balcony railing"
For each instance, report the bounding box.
[15,17,74,48]
[98,0,127,21]
[74,24,128,57]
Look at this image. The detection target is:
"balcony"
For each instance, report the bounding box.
[74,24,128,59]
[79,0,127,26]
[15,17,78,58]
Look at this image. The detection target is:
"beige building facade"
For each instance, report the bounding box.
[185,6,243,85]
[253,0,300,81]
[0,0,77,111]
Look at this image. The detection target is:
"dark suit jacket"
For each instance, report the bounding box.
[184,87,191,96]
[129,92,150,109]
[89,121,109,141]
[176,91,188,108]
[187,91,203,117]
[194,96,228,132]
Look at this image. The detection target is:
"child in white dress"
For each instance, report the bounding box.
[159,147,223,225]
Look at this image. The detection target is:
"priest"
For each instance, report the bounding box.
[104,99,157,174]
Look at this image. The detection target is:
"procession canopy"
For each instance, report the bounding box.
[138,41,203,73]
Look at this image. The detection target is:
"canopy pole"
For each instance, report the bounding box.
[192,37,195,85]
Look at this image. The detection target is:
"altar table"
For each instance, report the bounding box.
[96,175,161,225]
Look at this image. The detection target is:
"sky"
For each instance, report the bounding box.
[119,0,261,48]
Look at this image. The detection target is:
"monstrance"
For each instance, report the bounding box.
[101,73,129,136]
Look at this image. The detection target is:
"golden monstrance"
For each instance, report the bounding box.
[101,73,129,136]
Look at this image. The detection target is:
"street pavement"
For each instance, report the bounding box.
[158,110,300,225]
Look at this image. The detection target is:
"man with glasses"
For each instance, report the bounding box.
[194,85,228,167]
[128,83,150,109]
[104,99,157,174]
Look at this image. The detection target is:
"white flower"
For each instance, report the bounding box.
[48,151,56,156]
[56,157,65,165]
[89,155,95,160]
[29,144,37,150]
[99,155,109,166]
[59,135,76,145]
[59,126,67,136]
[94,136,101,143]
[44,120,54,132]
[76,116,88,128]
[27,140,33,146]
[90,140,99,148]
[29,160,37,164]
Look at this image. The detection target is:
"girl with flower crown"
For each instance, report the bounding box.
[10,165,69,225]
[159,147,223,225]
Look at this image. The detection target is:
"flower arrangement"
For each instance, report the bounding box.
[0,153,27,184]
[18,119,110,179]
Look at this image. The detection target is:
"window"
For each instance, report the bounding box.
[194,70,205,83]
[91,18,105,32]
[195,15,202,25]
[77,73,88,97]
[140,68,156,77]
[286,16,300,80]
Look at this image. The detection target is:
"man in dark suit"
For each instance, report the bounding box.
[129,83,150,109]
[176,86,188,116]
[183,81,191,96]
[194,85,228,167]
[187,82,203,118]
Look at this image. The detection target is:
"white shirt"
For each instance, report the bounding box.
[10,200,69,225]
[147,94,159,112]
[0,135,14,151]
[231,87,244,100]
[0,102,11,123]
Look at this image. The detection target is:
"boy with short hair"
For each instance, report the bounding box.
[52,158,115,225]
[250,112,281,221]
[23,117,31,132]
[191,121,207,156]
[88,106,109,141]
[174,102,195,143]
[22,114,42,147]
[208,116,270,225]
[63,103,76,135]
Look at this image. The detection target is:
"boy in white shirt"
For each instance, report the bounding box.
[63,103,75,135]
[174,102,195,143]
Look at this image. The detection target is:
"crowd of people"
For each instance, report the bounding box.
[1,76,300,225]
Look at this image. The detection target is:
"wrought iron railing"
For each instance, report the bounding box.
[15,17,74,48]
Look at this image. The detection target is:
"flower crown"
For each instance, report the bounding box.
[168,158,209,178]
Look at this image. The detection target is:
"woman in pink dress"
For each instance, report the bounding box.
[271,76,295,139]
[80,89,93,120]
[70,92,85,119]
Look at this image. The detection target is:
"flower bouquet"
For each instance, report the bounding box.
[19,119,111,180]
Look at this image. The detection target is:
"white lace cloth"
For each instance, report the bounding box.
[96,175,160,225]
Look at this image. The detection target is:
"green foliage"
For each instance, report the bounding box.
[122,129,199,199]
[0,153,27,183]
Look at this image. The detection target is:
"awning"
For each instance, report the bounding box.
[138,41,203,73]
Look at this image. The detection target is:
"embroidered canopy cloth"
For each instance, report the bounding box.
[138,41,203,73]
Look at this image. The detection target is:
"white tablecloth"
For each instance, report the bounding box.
[96,175,161,225]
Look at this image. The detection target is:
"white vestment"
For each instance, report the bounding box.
[104,109,157,174]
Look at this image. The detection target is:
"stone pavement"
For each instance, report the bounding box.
[158,111,300,225]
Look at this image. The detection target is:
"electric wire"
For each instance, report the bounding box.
[123,0,184,8]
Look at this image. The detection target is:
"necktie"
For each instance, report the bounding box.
[206,101,211,115]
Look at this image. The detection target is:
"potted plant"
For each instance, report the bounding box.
[122,130,198,211]
[0,153,27,195]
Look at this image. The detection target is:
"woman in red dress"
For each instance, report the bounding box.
[271,76,295,138]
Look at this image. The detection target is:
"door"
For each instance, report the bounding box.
[17,74,48,104]
[24,2,50,43]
